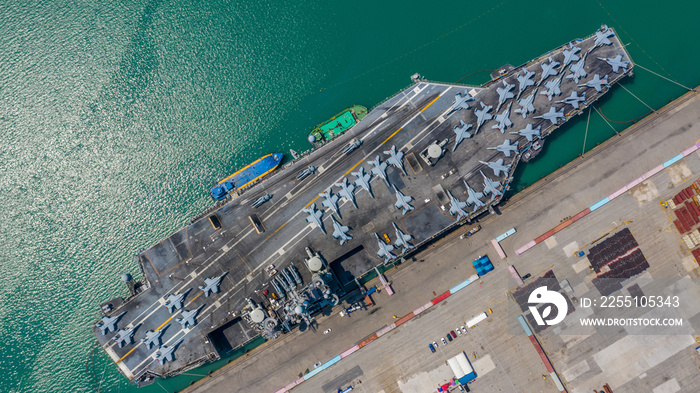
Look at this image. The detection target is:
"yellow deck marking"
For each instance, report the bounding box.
[343,159,365,176]
[304,195,320,208]
[380,95,440,145]
[117,347,137,363]
[420,96,441,112]
[381,127,402,145]
[189,292,203,304]
[266,222,287,240]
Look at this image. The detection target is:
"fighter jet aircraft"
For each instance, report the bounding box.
[154,340,183,365]
[538,56,560,85]
[598,54,629,73]
[320,188,341,218]
[141,328,166,349]
[510,123,541,142]
[578,73,609,92]
[562,43,581,66]
[492,102,513,133]
[199,272,228,297]
[452,90,474,111]
[392,222,413,251]
[296,165,317,181]
[516,69,535,98]
[514,88,538,118]
[352,167,374,198]
[368,156,390,188]
[495,80,515,112]
[164,288,192,313]
[177,305,204,329]
[252,194,272,208]
[392,185,414,215]
[303,204,326,234]
[464,181,485,211]
[446,190,468,220]
[384,145,407,176]
[342,140,362,155]
[96,312,126,335]
[452,120,473,151]
[374,233,396,263]
[535,106,566,125]
[113,324,141,348]
[590,25,614,52]
[335,177,357,209]
[474,102,493,133]
[480,170,502,200]
[479,159,512,178]
[566,52,588,83]
[557,91,587,109]
[330,215,352,245]
[541,74,564,101]
[487,139,519,158]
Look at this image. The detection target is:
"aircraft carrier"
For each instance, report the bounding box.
[92,26,633,386]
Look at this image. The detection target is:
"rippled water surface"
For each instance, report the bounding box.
[1,1,698,392]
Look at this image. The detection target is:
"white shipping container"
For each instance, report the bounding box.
[466,312,488,328]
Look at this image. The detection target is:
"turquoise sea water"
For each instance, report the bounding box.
[1,1,698,392]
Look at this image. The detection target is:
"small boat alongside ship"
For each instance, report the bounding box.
[210,105,367,201]
[520,139,544,162]
[307,105,368,144]
[209,153,284,200]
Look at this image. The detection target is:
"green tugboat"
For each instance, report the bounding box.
[307,105,367,144]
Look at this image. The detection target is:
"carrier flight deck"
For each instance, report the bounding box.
[92,26,633,385]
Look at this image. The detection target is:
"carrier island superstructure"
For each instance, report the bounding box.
[92,27,633,385]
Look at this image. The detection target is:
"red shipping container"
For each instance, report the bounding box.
[432,291,451,305]
[674,220,684,233]
[394,312,414,327]
[693,199,700,213]
[358,333,378,348]
[690,202,700,221]
[683,207,697,227]
[692,249,700,266]
[676,211,691,233]
[572,208,591,222]
[534,233,549,244]
[689,207,699,224]
[675,209,685,222]
[681,209,695,229]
